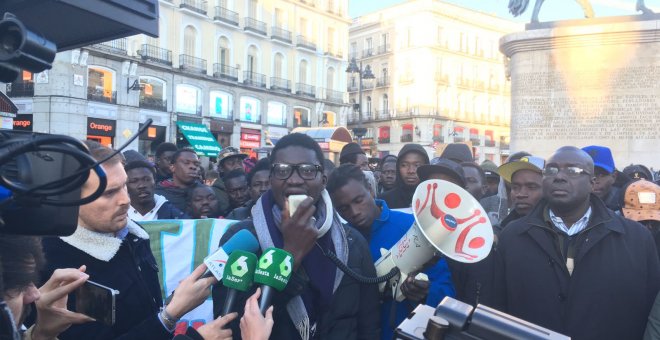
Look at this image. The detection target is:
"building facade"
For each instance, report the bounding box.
[347,0,520,164]
[5,0,351,160]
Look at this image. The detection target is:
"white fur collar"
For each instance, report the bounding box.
[60,220,149,262]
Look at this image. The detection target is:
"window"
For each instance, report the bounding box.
[366,96,372,114]
[247,45,258,73]
[437,26,444,45]
[175,84,201,115]
[299,60,308,83]
[240,96,261,123]
[401,124,413,142]
[350,42,357,56]
[366,37,372,51]
[183,26,197,56]
[87,66,116,103]
[139,77,166,111]
[433,124,442,139]
[248,0,258,18]
[470,128,480,144]
[381,33,388,48]
[293,107,310,127]
[273,53,284,78]
[485,130,495,146]
[210,91,233,120]
[378,126,390,143]
[267,101,286,126]
[274,8,283,27]
[381,94,388,112]
[454,126,465,142]
[299,18,308,36]
[218,37,230,65]
[326,67,335,90]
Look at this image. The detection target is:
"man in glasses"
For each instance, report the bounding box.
[212,133,379,339]
[494,146,660,340]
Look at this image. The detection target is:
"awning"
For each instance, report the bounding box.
[176,121,222,157]
[291,127,352,153]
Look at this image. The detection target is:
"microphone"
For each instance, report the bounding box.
[202,229,259,279]
[220,250,257,316]
[254,247,294,315]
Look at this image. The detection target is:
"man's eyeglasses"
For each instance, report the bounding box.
[271,163,322,180]
[542,166,592,177]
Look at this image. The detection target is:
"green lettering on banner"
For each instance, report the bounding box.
[144,221,182,299]
[193,219,215,268]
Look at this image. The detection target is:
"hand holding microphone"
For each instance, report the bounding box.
[254,247,294,315]
[240,288,274,340]
[221,250,257,316]
[281,196,317,271]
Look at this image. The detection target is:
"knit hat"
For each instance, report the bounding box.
[481,160,499,179]
[417,157,466,187]
[622,179,660,222]
[339,142,365,163]
[440,143,473,163]
[123,150,148,164]
[582,145,615,174]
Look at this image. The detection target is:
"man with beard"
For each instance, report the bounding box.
[154,143,177,182]
[494,146,660,340]
[377,155,397,194]
[186,184,220,219]
[155,148,201,212]
[125,160,188,221]
[212,133,379,339]
[379,144,429,209]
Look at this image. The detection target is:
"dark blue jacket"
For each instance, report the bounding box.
[157,201,189,219]
[368,200,455,340]
[494,195,660,340]
[41,227,170,340]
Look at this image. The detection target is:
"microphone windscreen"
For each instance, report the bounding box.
[223,229,259,254]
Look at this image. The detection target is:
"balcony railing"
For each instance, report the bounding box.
[87,87,117,104]
[243,71,267,88]
[6,83,34,97]
[270,77,291,92]
[470,138,481,146]
[375,110,391,121]
[179,54,207,74]
[323,88,344,103]
[485,140,496,147]
[91,38,127,55]
[271,27,292,43]
[362,48,374,58]
[295,83,315,97]
[296,35,316,51]
[180,0,207,15]
[213,64,238,81]
[214,6,238,26]
[138,44,172,66]
[433,136,445,143]
[244,17,267,35]
[377,44,389,54]
[376,77,390,87]
[401,134,413,143]
[139,97,167,112]
[299,0,315,7]
[347,83,358,92]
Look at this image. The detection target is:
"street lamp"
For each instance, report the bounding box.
[345,57,374,144]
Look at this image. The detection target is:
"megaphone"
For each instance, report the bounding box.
[375,179,494,301]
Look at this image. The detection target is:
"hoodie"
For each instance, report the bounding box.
[210,177,231,216]
[128,194,189,221]
[154,179,190,212]
[378,143,429,209]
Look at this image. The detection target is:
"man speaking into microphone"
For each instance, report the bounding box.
[212,133,380,340]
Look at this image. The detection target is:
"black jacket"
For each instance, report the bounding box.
[154,179,189,212]
[212,220,381,340]
[225,200,256,220]
[211,177,231,216]
[157,201,189,219]
[41,227,170,340]
[378,143,429,209]
[494,195,660,340]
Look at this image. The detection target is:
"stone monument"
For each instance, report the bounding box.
[501,15,660,168]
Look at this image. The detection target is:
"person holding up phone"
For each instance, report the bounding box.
[41,141,217,340]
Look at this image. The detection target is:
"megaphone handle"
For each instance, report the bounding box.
[394,272,429,302]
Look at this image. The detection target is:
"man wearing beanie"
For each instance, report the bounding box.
[339,142,369,170]
[378,144,429,209]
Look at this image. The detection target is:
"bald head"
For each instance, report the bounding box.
[543,146,595,214]
[549,146,594,175]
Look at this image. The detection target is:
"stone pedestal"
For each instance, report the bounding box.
[501,15,660,168]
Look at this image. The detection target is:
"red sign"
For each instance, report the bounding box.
[318,142,329,150]
[241,133,260,142]
[240,140,261,149]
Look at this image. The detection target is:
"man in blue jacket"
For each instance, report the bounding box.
[328,164,455,340]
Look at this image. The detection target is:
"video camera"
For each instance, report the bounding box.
[395,297,570,340]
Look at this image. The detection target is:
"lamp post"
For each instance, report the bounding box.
[345,57,374,144]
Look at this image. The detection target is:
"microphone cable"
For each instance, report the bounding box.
[318,243,400,284]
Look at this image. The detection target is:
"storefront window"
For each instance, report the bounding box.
[210,91,233,120]
[378,126,390,143]
[87,66,116,104]
[240,96,261,123]
[267,101,286,126]
[401,124,413,143]
[322,111,336,127]
[293,107,310,127]
[139,77,167,111]
[176,84,202,115]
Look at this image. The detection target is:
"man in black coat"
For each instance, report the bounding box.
[494,146,660,340]
[378,144,429,210]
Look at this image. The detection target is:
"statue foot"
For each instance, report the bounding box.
[637,3,654,15]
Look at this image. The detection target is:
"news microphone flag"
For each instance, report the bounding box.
[254,247,293,314]
[221,250,257,316]
[203,229,259,279]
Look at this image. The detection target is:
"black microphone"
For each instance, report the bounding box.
[253,247,294,314]
[220,250,257,316]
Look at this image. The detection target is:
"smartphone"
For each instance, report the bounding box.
[74,280,118,326]
[288,195,308,217]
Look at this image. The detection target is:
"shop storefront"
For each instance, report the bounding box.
[176,121,222,157]
[210,119,233,149]
[87,117,116,147]
[12,114,33,132]
[138,123,166,157]
[240,128,261,158]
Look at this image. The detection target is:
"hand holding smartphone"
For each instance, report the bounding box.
[74,280,118,326]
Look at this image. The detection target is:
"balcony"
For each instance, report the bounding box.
[470,138,481,146]
[347,83,358,92]
[214,6,239,26]
[180,0,207,15]
[6,83,34,97]
[296,35,316,51]
[362,48,374,58]
[401,134,413,143]
[179,55,207,74]
[271,27,292,44]
[213,63,238,81]
[299,0,315,6]
[270,77,291,92]
[243,71,267,88]
[375,110,391,121]
[244,17,267,36]
[433,136,445,143]
[139,97,167,112]
[323,88,344,103]
[377,44,389,54]
[91,38,127,55]
[295,83,315,98]
[485,140,496,147]
[87,87,117,104]
[138,44,172,66]
[362,81,374,90]
[376,77,390,87]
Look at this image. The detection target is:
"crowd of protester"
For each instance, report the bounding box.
[2,134,660,340]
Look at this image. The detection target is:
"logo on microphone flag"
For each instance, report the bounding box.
[254,247,294,291]
[223,250,257,292]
